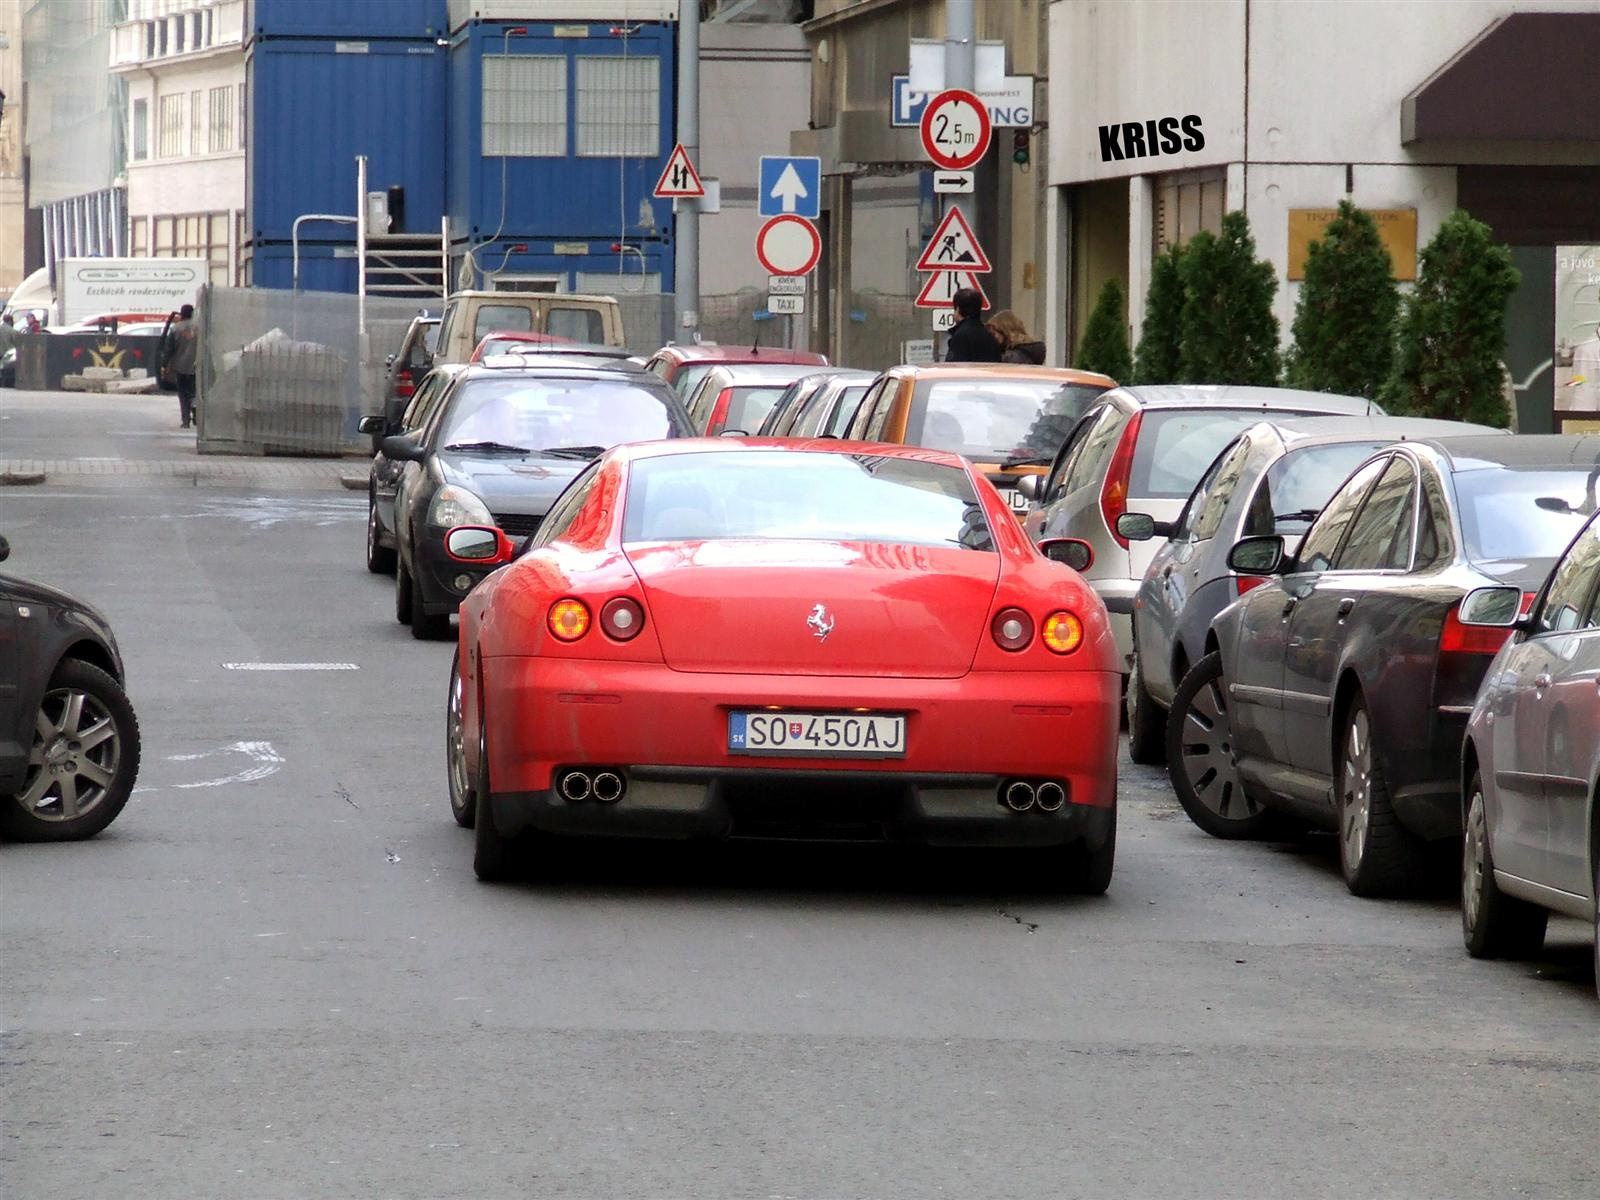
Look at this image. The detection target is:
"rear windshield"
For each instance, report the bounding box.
[1132,408,1318,500]
[906,379,1109,462]
[1246,441,1391,535]
[439,377,681,453]
[673,363,715,398]
[724,386,787,433]
[472,304,533,342]
[828,385,871,436]
[1454,467,1600,561]
[623,451,995,551]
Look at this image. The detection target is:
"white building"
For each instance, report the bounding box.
[111,0,246,285]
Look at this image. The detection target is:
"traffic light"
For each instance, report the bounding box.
[1012,130,1030,167]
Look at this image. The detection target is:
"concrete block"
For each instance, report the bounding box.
[81,366,121,381]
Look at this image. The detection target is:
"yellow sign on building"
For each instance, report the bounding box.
[1288,209,1418,281]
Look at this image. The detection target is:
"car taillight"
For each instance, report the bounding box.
[547,599,591,642]
[1100,411,1143,549]
[1235,574,1268,597]
[395,368,414,399]
[600,597,645,641]
[1041,611,1084,654]
[991,607,1034,651]
[1439,596,1532,656]
[707,388,734,435]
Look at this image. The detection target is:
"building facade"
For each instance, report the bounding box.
[0,0,27,292]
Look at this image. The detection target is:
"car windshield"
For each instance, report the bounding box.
[1454,466,1600,561]
[905,379,1109,461]
[439,377,679,453]
[673,363,716,398]
[1246,441,1392,535]
[1132,408,1321,500]
[826,385,871,436]
[623,451,995,551]
[724,386,787,433]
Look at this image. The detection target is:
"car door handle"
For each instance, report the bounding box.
[1533,673,1552,691]
[1336,598,1356,619]
[1161,565,1174,580]
[1281,598,1298,618]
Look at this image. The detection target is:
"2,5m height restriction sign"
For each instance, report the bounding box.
[920,89,992,171]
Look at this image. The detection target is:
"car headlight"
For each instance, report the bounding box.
[429,485,492,529]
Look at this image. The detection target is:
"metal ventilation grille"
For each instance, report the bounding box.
[482,55,566,157]
[575,56,659,158]
[494,513,543,539]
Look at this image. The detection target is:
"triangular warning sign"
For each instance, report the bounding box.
[653,143,705,198]
[916,206,991,273]
[914,270,989,310]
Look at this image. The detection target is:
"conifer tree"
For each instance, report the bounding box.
[1134,244,1185,384]
[1286,201,1398,399]
[1074,279,1133,381]
[1380,209,1520,425]
[1178,210,1281,386]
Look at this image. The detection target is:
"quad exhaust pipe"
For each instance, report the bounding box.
[1003,780,1036,812]
[558,769,626,803]
[1035,781,1066,812]
[1000,779,1067,813]
[592,772,625,803]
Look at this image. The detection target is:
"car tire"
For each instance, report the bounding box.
[446,650,475,829]
[1592,853,1599,1001]
[472,707,517,882]
[395,556,414,624]
[1337,696,1426,898]
[1165,652,1275,839]
[1126,646,1167,766]
[366,500,396,575]
[1461,776,1548,958]
[1065,807,1116,895]
[0,660,141,843]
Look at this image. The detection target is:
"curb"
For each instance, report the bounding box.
[0,471,47,486]
[339,475,368,491]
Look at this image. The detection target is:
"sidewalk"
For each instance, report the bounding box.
[0,388,368,491]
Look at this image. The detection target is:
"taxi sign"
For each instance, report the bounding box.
[920,89,992,171]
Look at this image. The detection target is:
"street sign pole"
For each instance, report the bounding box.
[940,0,976,357]
[674,1,700,339]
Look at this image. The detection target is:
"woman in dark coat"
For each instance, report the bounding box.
[987,309,1046,365]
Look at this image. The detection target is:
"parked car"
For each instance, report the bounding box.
[360,363,468,575]
[0,533,141,842]
[383,315,439,414]
[1456,514,1600,995]
[443,439,1116,888]
[682,362,821,435]
[784,370,880,439]
[843,364,1116,516]
[363,361,695,639]
[755,370,851,436]
[1021,385,1381,676]
[642,342,829,400]
[1120,415,1501,763]
[432,292,623,364]
[1167,435,1600,898]
[470,332,633,364]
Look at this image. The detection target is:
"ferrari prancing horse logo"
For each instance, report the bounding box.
[806,603,834,642]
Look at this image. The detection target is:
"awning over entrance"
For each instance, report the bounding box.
[1402,12,1600,144]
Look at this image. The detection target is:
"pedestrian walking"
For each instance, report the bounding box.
[166,303,200,429]
[986,310,1047,365]
[944,288,1002,363]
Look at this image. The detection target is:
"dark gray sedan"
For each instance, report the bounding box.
[1121,415,1500,764]
[1168,435,1600,897]
[1458,511,1600,995]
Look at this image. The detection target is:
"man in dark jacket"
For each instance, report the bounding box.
[167,303,200,429]
[944,288,1002,363]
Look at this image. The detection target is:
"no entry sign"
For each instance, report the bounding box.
[755,215,821,277]
[919,89,992,171]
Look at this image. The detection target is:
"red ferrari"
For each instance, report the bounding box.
[445,439,1121,890]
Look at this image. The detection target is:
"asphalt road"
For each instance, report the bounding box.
[2,396,1596,1199]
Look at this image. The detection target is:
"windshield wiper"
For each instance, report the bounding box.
[444,440,531,455]
[1000,454,1052,471]
[1274,508,1322,523]
[539,445,608,460]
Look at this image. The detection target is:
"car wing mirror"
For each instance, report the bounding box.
[444,525,515,565]
[1038,537,1094,572]
[1458,585,1525,628]
[1227,535,1286,575]
[1116,512,1175,542]
[719,428,748,437]
[357,414,386,435]
[380,434,426,463]
[1015,475,1040,502]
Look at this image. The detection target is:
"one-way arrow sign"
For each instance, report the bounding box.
[758,156,821,219]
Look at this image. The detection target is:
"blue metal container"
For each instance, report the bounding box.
[447,19,676,243]
[247,38,448,244]
[249,242,360,293]
[249,0,447,42]
[444,236,672,294]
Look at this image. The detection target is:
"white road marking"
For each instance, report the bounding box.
[222,662,359,671]
[165,740,285,788]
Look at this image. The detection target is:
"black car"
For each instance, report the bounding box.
[0,534,141,841]
[1166,435,1600,897]
[369,359,696,639]
[362,363,467,575]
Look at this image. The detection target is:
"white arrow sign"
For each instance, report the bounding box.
[770,162,809,214]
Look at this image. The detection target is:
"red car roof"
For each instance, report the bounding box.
[608,436,969,470]
[653,344,829,366]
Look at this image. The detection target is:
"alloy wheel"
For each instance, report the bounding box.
[1341,709,1373,872]
[14,687,122,823]
[1175,672,1247,820]
[447,658,473,824]
[1463,790,1489,933]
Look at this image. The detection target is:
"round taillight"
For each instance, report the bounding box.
[991,607,1034,652]
[600,596,645,641]
[1041,611,1084,654]
[547,599,591,642]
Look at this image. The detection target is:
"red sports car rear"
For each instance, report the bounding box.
[451,440,1121,889]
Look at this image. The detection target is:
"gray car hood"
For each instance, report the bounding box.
[436,450,589,515]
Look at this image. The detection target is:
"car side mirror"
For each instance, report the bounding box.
[357,414,386,435]
[444,525,515,565]
[384,353,396,369]
[1116,512,1175,542]
[380,434,426,463]
[1458,585,1525,628]
[719,428,747,437]
[1038,537,1094,572]
[1227,535,1286,576]
[1015,475,1040,502]
[0,534,9,563]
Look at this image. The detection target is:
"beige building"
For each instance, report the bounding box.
[0,0,25,293]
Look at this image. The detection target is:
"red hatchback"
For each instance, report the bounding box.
[444,439,1120,889]
[643,342,828,401]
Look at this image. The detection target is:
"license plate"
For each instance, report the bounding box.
[1006,488,1030,513]
[728,711,907,758]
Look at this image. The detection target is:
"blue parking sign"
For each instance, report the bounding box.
[758,156,822,220]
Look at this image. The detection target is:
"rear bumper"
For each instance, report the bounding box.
[482,657,1120,843]
[1088,577,1136,672]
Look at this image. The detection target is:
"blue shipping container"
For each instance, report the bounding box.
[448,20,676,243]
[445,237,671,295]
[249,242,363,293]
[247,38,448,244]
[248,0,448,42]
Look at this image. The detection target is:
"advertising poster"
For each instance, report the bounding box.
[1554,244,1600,428]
